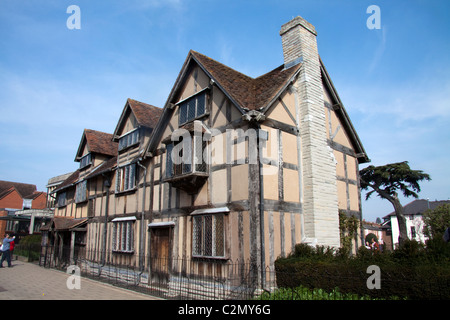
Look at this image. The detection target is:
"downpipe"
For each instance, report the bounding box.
[136,159,147,285]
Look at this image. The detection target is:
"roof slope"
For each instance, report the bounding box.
[191,50,301,111]
[84,129,117,156]
[52,170,80,194]
[146,50,368,164]
[75,129,118,162]
[127,98,163,129]
[384,199,450,218]
[0,180,37,199]
[113,99,163,140]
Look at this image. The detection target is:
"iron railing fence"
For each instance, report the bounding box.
[38,245,260,300]
[34,245,450,300]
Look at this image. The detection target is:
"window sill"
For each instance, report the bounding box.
[179,112,210,128]
[192,256,229,262]
[164,172,209,193]
[112,250,135,254]
[114,187,137,197]
[118,142,140,153]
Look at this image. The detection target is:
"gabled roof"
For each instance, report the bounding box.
[23,191,46,200]
[145,50,302,155]
[113,98,163,140]
[0,180,37,199]
[146,50,368,164]
[190,50,301,111]
[51,170,80,194]
[75,129,118,162]
[128,98,163,129]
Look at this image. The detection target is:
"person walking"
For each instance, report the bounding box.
[9,234,15,261]
[0,234,16,268]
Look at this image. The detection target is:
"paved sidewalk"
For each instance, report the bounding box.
[0,260,161,300]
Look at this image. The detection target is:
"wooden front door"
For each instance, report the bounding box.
[150,227,172,283]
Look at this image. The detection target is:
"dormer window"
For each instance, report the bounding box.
[118,128,140,151]
[178,90,207,126]
[80,153,92,169]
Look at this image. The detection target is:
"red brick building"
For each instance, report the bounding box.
[0,180,47,236]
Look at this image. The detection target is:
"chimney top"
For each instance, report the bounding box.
[279,16,316,37]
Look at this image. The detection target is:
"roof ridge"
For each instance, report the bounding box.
[190,50,255,81]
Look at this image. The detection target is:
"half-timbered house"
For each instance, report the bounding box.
[47,15,369,295]
[42,129,118,266]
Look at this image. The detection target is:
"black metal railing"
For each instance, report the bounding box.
[37,245,450,300]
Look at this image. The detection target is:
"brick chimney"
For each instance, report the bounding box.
[280,16,340,248]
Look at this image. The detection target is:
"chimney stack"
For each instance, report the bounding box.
[280,16,340,248]
[280,16,318,69]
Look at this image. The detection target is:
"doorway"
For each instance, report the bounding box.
[149,226,172,284]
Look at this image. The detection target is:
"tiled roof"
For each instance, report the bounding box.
[84,129,118,157]
[84,156,117,180]
[384,199,450,218]
[0,180,37,199]
[52,170,80,194]
[191,50,301,111]
[47,172,74,188]
[41,216,87,231]
[23,191,46,200]
[127,99,163,129]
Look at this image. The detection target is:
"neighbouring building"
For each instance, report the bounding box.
[46,172,74,209]
[0,180,49,237]
[382,199,450,249]
[362,220,392,251]
[45,15,369,295]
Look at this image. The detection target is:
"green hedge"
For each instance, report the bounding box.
[14,235,42,262]
[275,239,450,300]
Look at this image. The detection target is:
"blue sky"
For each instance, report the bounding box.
[0,0,449,222]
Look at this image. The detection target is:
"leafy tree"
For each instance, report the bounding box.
[360,161,431,245]
[422,204,450,239]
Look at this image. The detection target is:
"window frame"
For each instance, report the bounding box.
[165,133,209,179]
[79,153,92,169]
[115,163,137,193]
[178,90,207,126]
[75,180,88,203]
[57,192,67,207]
[118,128,141,151]
[112,217,135,253]
[191,209,228,259]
